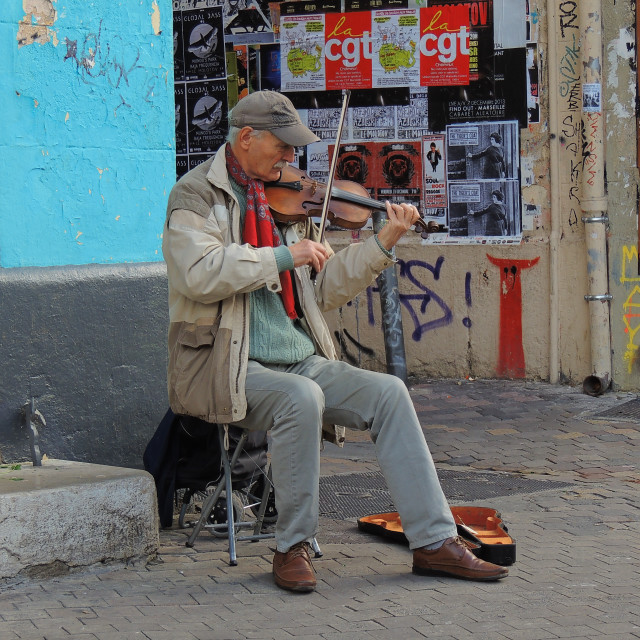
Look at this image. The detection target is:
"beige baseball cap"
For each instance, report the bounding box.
[229,91,320,147]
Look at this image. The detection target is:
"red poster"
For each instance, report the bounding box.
[325,12,373,91]
[419,4,471,87]
[375,141,423,215]
[329,142,378,199]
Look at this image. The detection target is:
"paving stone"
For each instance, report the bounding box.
[3,380,640,640]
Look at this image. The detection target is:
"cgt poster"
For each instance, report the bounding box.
[280,5,470,92]
[371,8,420,89]
[427,0,527,131]
[280,12,326,92]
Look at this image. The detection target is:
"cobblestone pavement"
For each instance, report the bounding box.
[1,379,639,640]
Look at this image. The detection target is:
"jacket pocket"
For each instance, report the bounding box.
[171,318,221,418]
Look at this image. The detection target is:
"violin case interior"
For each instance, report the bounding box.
[357,506,516,566]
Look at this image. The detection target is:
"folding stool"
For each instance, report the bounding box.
[185,424,322,566]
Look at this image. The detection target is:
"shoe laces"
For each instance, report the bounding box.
[452,535,477,550]
[287,542,311,560]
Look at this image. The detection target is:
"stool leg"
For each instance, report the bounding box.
[252,464,273,536]
[219,426,238,565]
[186,479,225,547]
[186,426,249,555]
[310,537,323,558]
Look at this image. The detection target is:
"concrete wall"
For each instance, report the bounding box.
[0,0,174,267]
[0,2,174,464]
[2,0,640,466]
[603,0,640,388]
[326,0,640,393]
[0,263,169,467]
[324,234,551,381]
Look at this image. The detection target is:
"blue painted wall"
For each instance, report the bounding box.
[0,0,174,268]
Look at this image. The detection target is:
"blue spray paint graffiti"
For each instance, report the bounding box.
[363,257,452,341]
[336,256,475,362]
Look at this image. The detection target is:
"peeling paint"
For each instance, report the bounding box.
[610,99,631,119]
[151,1,162,36]
[606,28,635,89]
[18,0,58,47]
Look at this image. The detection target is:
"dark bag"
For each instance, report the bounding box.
[143,409,268,528]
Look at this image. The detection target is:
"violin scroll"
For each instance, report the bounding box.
[413,217,448,238]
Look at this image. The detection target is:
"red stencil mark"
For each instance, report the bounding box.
[486,255,540,378]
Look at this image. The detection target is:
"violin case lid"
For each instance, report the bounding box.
[357,506,516,566]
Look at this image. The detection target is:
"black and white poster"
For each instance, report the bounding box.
[223,0,275,44]
[183,6,227,80]
[186,79,228,154]
[444,120,521,243]
[174,82,188,156]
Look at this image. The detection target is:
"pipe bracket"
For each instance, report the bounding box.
[584,294,612,301]
[581,216,609,224]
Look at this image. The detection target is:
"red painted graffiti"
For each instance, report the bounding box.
[487,255,540,378]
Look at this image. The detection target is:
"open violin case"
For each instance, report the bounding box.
[357,506,516,566]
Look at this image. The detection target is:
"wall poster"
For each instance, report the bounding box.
[422,134,447,220]
[443,120,521,243]
[171,0,529,247]
[279,4,470,93]
[427,0,528,132]
[174,2,228,179]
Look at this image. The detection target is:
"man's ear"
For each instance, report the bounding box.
[237,126,255,150]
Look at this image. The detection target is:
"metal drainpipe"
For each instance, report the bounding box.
[580,0,612,396]
[547,2,561,385]
[372,209,408,383]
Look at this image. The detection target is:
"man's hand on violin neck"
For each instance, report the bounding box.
[289,239,330,272]
[377,202,421,251]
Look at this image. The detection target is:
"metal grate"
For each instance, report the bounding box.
[593,397,640,422]
[319,469,572,520]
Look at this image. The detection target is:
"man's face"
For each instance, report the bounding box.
[243,130,295,182]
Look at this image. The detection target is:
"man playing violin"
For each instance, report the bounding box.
[162,90,508,592]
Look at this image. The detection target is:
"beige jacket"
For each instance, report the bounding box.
[162,144,394,444]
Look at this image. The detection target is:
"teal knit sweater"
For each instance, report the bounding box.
[230,178,316,364]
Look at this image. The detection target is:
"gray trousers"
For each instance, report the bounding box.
[231,356,457,552]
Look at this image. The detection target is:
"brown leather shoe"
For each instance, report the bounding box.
[413,536,509,581]
[273,542,316,592]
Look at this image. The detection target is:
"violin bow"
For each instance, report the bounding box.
[318,89,351,244]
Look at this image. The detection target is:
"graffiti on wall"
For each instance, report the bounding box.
[334,255,457,364]
[558,1,578,39]
[487,255,539,378]
[334,252,539,378]
[63,19,163,114]
[620,245,640,373]
[556,0,582,230]
[582,111,602,189]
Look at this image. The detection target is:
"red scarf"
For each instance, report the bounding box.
[225,144,297,320]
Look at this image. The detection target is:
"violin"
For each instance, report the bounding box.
[265,164,447,238]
